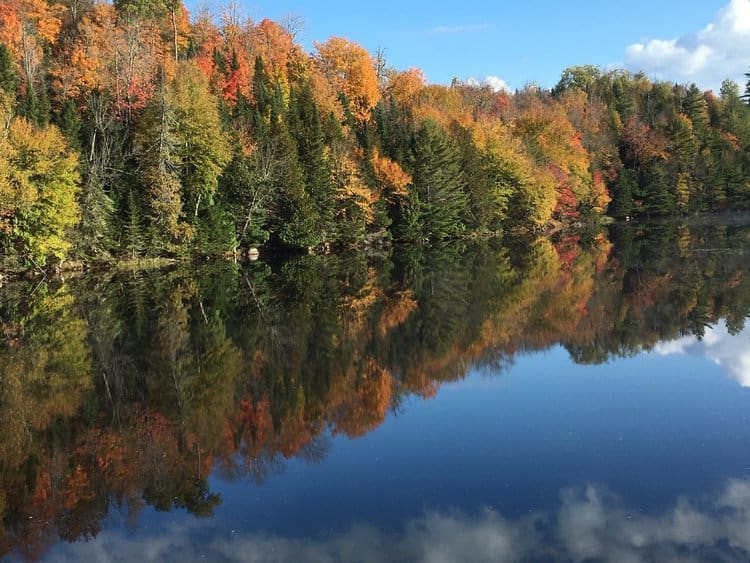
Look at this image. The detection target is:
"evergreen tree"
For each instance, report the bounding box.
[609,169,637,218]
[408,120,469,241]
[288,81,334,242]
[135,84,184,247]
[0,44,18,96]
[451,123,495,232]
[218,150,271,248]
[641,163,676,216]
[55,99,83,153]
[123,188,144,259]
[271,109,320,249]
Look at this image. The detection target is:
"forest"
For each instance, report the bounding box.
[0,0,749,271]
[1,219,749,559]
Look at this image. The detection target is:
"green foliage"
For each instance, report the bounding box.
[0,44,18,96]
[405,120,469,241]
[553,65,602,96]
[0,117,81,265]
[609,169,637,218]
[170,61,230,220]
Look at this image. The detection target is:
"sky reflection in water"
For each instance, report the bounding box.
[48,333,750,562]
[3,220,750,562]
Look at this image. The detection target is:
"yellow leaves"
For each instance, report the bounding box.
[412,84,472,129]
[0,115,80,261]
[331,149,376,223]
[372,148,411,199]
[169,59,230,196]
[385,67,426,106]
[314,37,380,121]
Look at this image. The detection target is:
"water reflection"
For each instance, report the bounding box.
[0,220,749,560]
[45,478,750,562]
[655,321,750,386]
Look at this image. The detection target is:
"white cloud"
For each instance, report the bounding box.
[46,479,750,562]
[624,0,750,91]
[654,321,750,387]
[431,24,491,34]
[465,75,510,92]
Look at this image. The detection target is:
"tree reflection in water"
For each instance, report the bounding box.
[0,219,749,560]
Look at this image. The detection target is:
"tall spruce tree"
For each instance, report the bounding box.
[408,120,469,241]
[288,80,334,242]
[0,44,18,97]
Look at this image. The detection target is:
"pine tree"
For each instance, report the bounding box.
[396,186,424,243]
[271,106,320,249]
[218,150,271,248]
[451,123,495,232]
[288,81,334,242]
[641,163,676,216]
[0,44,18,96]
[123,188,144,259]
[609,169,636,218]
[135,84,184,247]
[55,99,83,153]
[409,120,469,241]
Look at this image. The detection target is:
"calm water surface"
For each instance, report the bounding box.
[2,220,750,562]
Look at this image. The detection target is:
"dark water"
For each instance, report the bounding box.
[1,220,750,562]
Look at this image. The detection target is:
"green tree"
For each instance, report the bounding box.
[0,116,81,265]
[170,61,230,221]
[407,119,469,241]
[0,44,18,96]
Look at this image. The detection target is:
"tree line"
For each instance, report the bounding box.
[0,1,749,269]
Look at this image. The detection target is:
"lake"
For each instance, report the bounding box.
[1,219,750,562]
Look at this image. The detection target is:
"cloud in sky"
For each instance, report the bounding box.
[624,0,750,91]
[47,479,750,562]
[466,75,510,92]
[654,321,750,387]
[431,23,491,34]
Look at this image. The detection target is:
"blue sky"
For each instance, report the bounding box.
[186,0,749,91]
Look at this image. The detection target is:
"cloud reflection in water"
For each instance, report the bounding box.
[655,321,750,387]
[47,478,750,563]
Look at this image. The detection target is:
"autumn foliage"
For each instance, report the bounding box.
[0,1,746,269]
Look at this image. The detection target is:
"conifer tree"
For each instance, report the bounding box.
[409,120,469,241]
[288,81,334,241]
[0,44,18,96]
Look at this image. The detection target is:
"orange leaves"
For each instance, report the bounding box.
[24,0,63,44]
[590,170,611,213]
[620,115,667,165]
[0,0,63,84]
[412,84,472,129]
[372,148,411,199]
[0,3,23,50]
[314,37,380,121]
[385,67,426,106]
[56,3,161,115]
[0,0,63,47]
[251,19,303,87]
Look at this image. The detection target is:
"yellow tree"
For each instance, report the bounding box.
[314,37,380,121]
[0,113,80,264]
